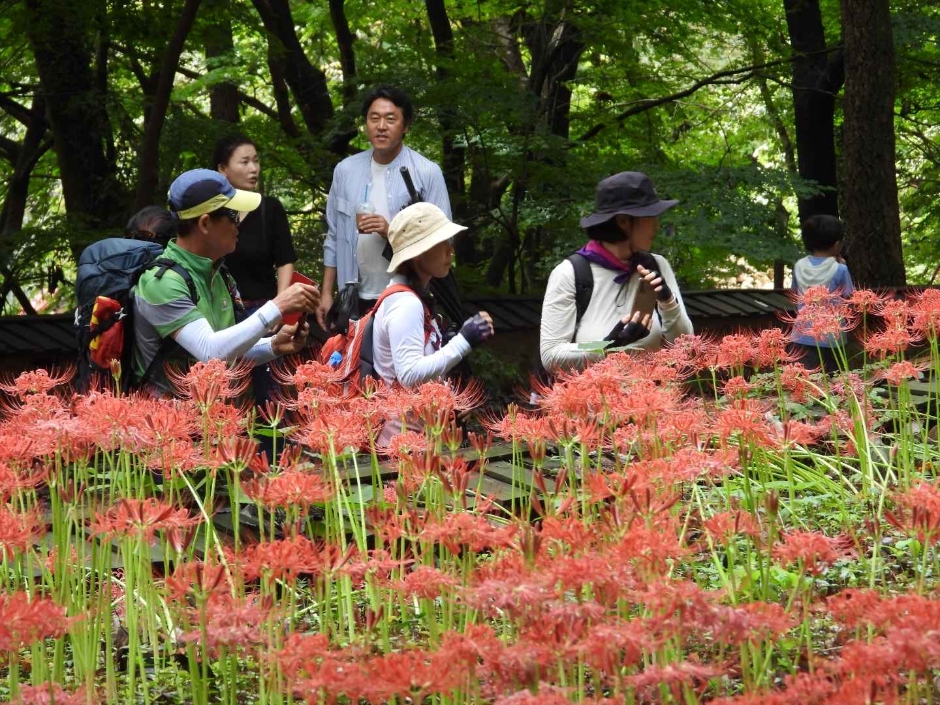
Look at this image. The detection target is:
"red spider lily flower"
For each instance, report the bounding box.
[390,564,461,600]
[0,366,74,399]
[662,333,718,373]
[714,333,754,371]
[494,687,584,705]
[89,497,198,544]
[284,359,345,392]
[215,436,260,470]
[909,288,940,340]
[707,601,795,647]
[485,407,552,445]
[670,447,740,482]
[0,506,46,559]
[166,358,253,405]
[386,430,428,461]
[773,530,857,575]
[139,401,199,445]
[886,481,940,546]
[166,561,231,602]
[876,359,927,386]
[624,658,723,701]
[179,592,271,657]
[723,375,751,399]
[0,434,37,468]
[9,682,87,705]
[577,619,652,673]
[147,438,206,479]
[778,363,814,403]
[0,461,48,501]
[0,592,75,653]
[417,512,518,555]
[826,588,886,628]
[848,288,889,316]
[864,326,918,359]
[702,508,761,545]
[772,418,828,449]
[299,409,368,456]
[878,297,912,327]
[339,548,414,587]
[235,535,337,583]
[242,468,333,511]
[751,327,799,369]
[714,398,775,447]
[385,379,486,428]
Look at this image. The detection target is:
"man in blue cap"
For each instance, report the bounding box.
[133,169,320,393]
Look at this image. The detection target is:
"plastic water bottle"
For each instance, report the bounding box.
[328,351,343,369]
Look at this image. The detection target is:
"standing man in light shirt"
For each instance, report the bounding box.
[317,86,452,328]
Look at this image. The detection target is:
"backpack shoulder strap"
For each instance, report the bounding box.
[147,258,199,305]
[217,263,245,314]
[566,253,594,333]
[376,284,434,343]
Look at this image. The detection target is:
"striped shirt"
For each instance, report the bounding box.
[323,145,451,292]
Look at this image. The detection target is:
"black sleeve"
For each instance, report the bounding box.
[267,197,297,267]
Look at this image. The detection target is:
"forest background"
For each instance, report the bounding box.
[0,0,937,315]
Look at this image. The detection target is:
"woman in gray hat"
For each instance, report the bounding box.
[539,171,693,371]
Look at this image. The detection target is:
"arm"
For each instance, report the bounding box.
[269,197,297,294]
[171,301,282,362]
[653,255,693,343]
[276,263,295,294]
[539,261,603,372]
[385,294,471,387]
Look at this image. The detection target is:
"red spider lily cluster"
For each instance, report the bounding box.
[3,287,940,702]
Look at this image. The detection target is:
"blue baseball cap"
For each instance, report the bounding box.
[168,169,261,219]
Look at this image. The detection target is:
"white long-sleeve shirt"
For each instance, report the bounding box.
[372,276,472,387]
[540,253,693,372]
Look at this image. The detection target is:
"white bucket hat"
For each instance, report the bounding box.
[386,202,467,273]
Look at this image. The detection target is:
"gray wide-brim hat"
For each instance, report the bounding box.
[579,171,679,229]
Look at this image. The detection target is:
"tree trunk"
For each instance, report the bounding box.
[426,0,473,260]
[783,0,843,220]
[24,0,126,233]
[205,12,240,123]
[839,0,905,287]
[329,0,357,105]
[133,0,202,210]
[252,0,335,142]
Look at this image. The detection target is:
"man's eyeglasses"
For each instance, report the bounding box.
[214,208,241,226]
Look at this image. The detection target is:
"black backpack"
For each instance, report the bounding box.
[75,238,238,392]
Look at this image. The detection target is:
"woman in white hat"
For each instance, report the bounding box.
[371,202,494,388]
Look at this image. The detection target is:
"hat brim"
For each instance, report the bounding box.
[387,221,468,273]
[226,189,262,213]
[579,198,679,229]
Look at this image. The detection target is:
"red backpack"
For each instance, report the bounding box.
[318,284,434,382]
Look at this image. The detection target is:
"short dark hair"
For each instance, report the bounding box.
[361,85,414,127]
[801,214,844,252]
[212,133,256,170]
[126,206,176,245]
[584,217,630,243]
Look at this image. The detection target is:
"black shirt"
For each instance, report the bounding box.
[224,196,297,301]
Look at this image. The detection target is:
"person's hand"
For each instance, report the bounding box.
[272,321,310,356]
[272,282,320,317]
[357,214,390,238]
[315,290,333,331]
[635,261,674,304]
[604,310,652,348]
[458,311,495,348]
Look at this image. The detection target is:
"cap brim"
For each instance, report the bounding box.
[387,222,467,273]
[579,199,679,228]
[226,189,262,213]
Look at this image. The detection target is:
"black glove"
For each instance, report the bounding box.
[604,318,651,348]
[633,252,673,303]
[459,313,494,348]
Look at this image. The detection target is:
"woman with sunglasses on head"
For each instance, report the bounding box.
[540,171,693,372]
[213,134,299,402]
